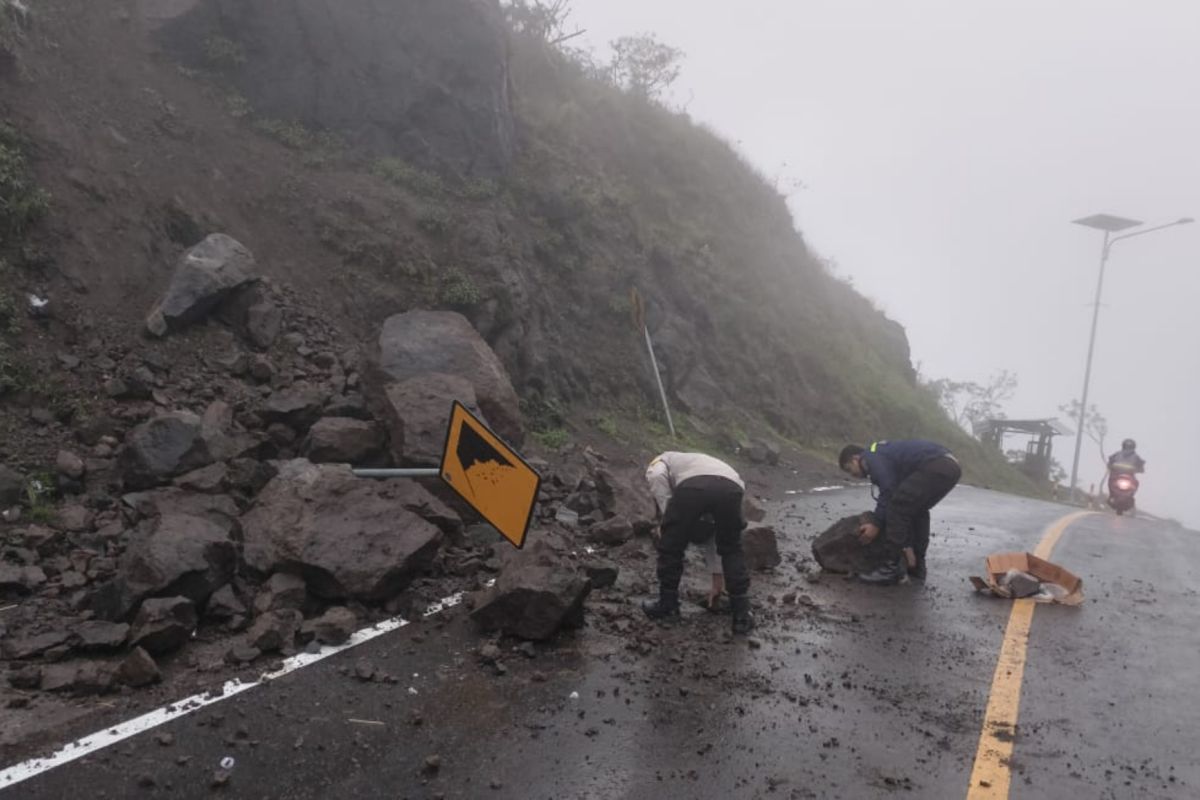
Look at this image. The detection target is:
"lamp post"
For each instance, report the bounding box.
[1067,214,1194,503]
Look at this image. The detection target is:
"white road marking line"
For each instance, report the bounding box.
[0,584,489,791]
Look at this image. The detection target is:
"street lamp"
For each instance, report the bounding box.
[1066,213,1194,503]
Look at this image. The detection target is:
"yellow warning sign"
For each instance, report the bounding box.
[439,401,542,549]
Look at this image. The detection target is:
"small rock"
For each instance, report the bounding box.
[30,408,55,426]
[225,644,261,665]
[1,630,71,660]
[478,643,502,664]
[0,564,48,595]
[253,573,307,615]
[246,609,301,654]
[0,465,26,507]
[205,585,247,622]
[300,606,357,646]
[423,755,441,775]
[156,732,176,747]
[72,620,130,651]
[117,647,162,687]
[743,526,782,571]
[54,505,95,533]
[130,597,197,655]
[582,561,619,589]
[7,665,43,690]
[354,658,376,682]
[40,661,117,695]
[56,450,87,480]
[173,463,229,493]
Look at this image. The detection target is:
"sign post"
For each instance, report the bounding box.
[630,287,676,438]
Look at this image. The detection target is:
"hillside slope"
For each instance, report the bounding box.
[0,0,1033,492]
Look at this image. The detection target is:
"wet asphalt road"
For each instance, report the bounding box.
[4,486,1199,799]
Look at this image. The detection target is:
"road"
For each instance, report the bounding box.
[3,485,1198,799]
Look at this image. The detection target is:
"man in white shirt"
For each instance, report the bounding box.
[644,451,754,635]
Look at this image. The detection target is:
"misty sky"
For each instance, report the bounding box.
[569,0,1200,527]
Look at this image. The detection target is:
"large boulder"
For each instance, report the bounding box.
[369,311,524,446]
[160,0,515,176]
[118,412,215,489]
[88,513,235,620]
[812,514,893,575]
[469,555,591,641]
[145,234,257,336]
[378,373,481,466]
[240,460,444,602]
[303,417,384,465]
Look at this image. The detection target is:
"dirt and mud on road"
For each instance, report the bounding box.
[4,483,1197,799]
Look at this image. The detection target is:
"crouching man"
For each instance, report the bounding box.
[643,451,754,635]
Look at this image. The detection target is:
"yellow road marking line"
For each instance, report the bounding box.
[965,510,1093,799]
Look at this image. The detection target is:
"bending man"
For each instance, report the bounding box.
[643,451,754,635]
[838,439,961,585]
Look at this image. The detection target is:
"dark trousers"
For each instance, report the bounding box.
[883,456,961,561]
[658,476,750,597]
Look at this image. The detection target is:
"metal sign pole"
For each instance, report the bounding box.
[643,325,676,439]
[630,287,676,439]
[352,468,441,479]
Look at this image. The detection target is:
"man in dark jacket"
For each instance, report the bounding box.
[838,439,961,585]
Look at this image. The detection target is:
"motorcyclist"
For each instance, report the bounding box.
[1108,439,1146,477]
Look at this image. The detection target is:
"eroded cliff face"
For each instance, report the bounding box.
[159,0,515,176]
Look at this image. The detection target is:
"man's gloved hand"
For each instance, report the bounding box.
[858,521,881,545]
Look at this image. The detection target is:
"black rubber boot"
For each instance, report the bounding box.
[642,590,681,623]
[730,594,755,635]
[907,559,927,582]
[858,557,907,586]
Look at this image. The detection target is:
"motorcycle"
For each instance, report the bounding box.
[1107,473,1139,516]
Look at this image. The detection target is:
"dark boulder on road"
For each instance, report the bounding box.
[812,514,893,574]
[470,553,591,641]
[241,460,444,602]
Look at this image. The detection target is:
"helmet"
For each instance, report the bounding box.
[1122,438,1136,450]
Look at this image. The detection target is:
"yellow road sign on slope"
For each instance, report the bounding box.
[439,401,541,549]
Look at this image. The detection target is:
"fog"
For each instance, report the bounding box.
[569,0,1200,528]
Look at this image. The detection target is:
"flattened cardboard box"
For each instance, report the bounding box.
[969,552,1084,605]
